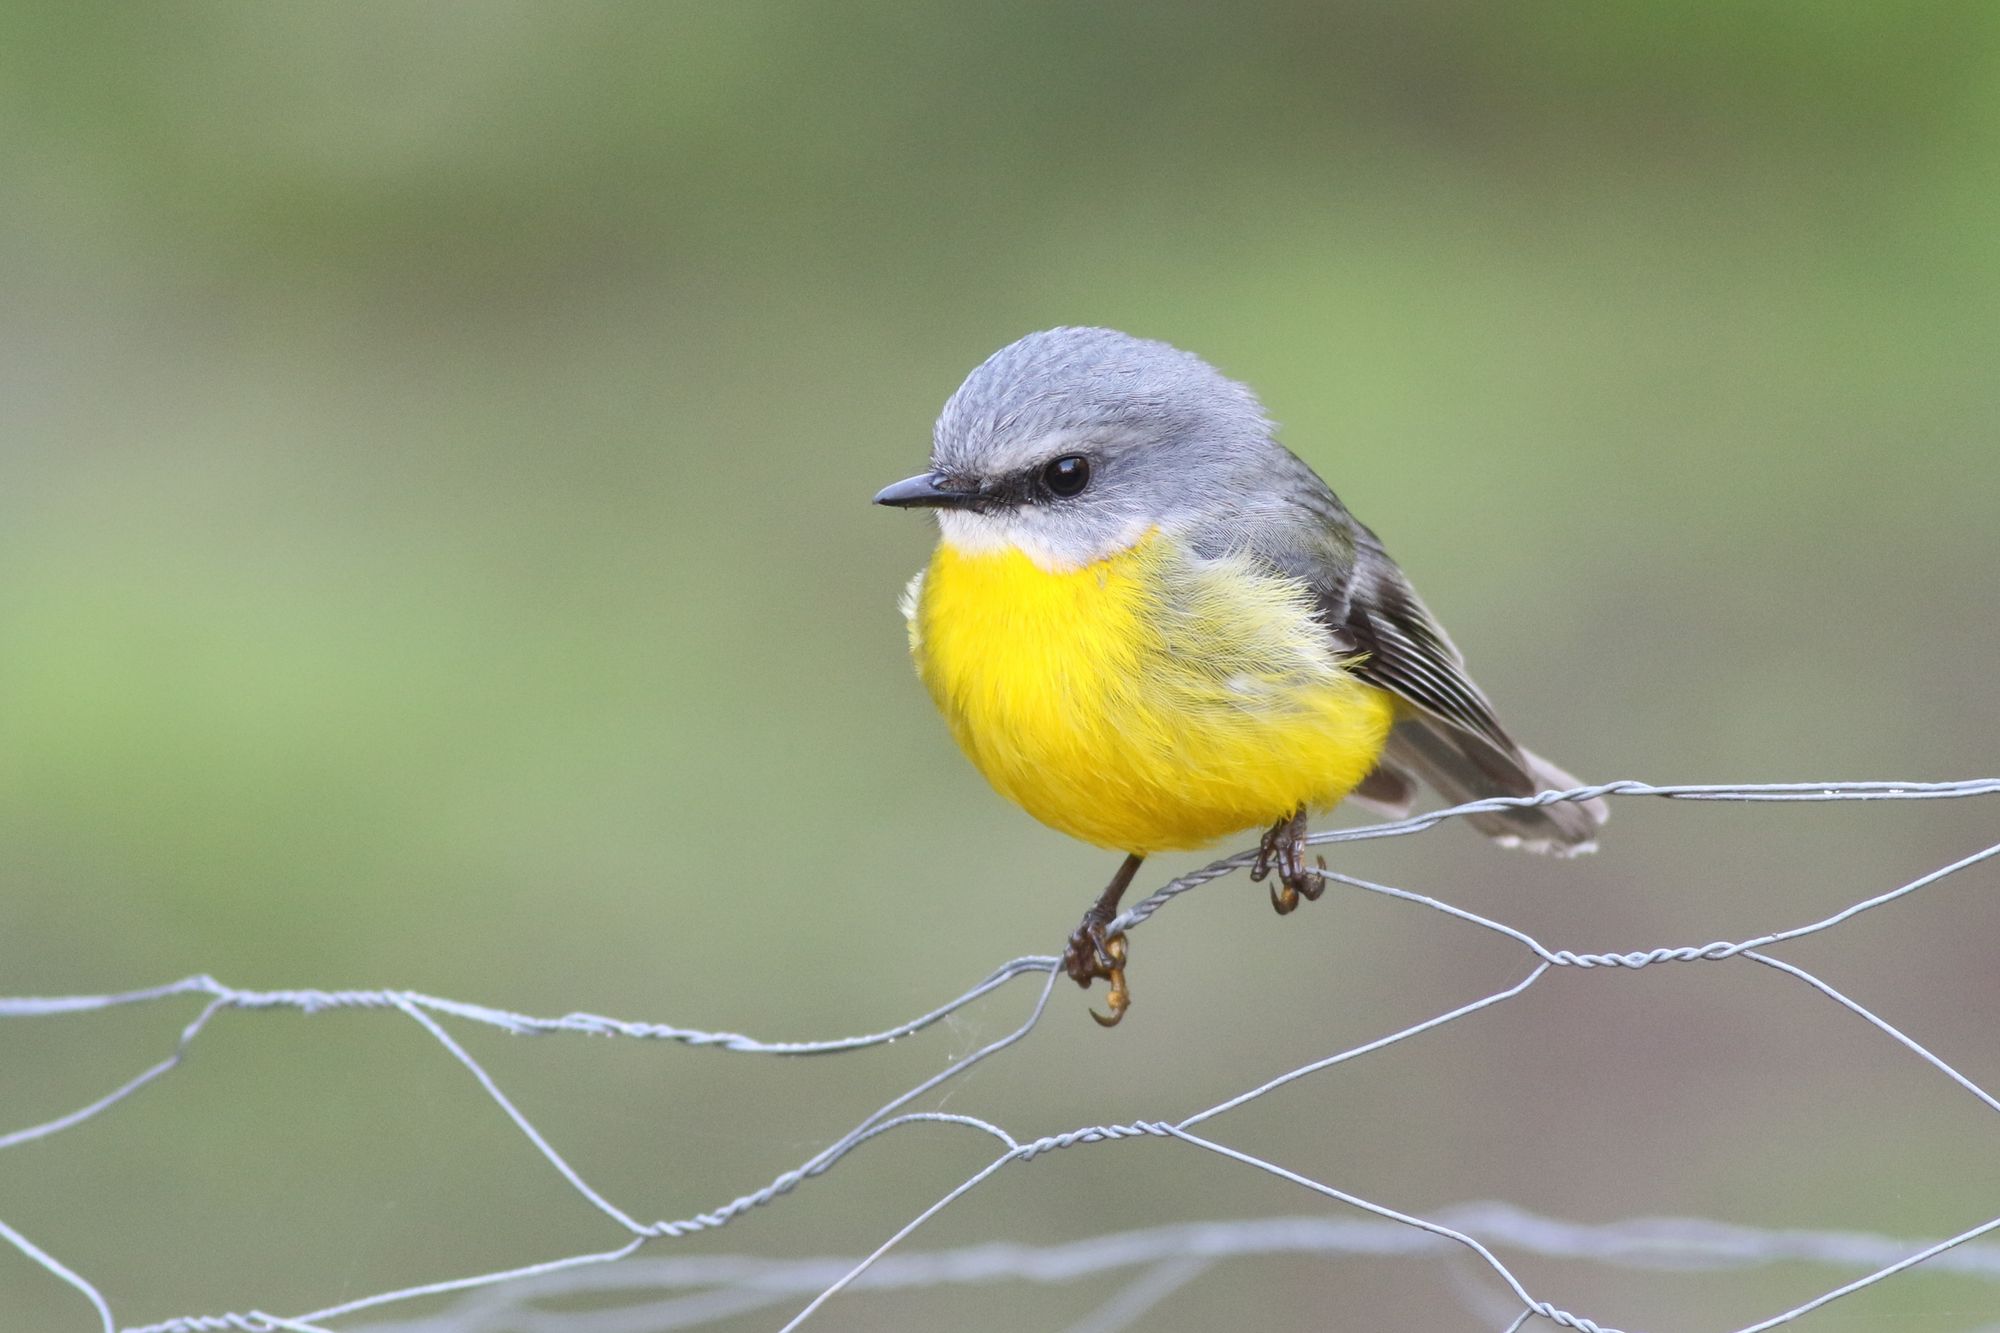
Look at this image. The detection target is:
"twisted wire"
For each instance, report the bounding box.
[4,778,1997,1333]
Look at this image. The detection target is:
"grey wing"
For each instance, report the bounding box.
[1336,528,1605,852]
[1236,467,1605,853]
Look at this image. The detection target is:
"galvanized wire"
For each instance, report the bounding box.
[3,778,1997,1333]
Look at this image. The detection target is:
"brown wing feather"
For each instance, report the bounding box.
[1334,533,1606,853]
[1202,447,1605,852]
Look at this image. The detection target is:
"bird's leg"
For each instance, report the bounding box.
[1062,853,1144,1027]
[1250,808,1326,915]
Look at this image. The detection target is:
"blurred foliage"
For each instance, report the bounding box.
[2,4,1997,1329]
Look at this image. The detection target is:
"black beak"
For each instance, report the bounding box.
[872,472,980,509]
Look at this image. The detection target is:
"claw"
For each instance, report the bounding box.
[1081,934,1128,1027]
[1064,922,1131,1025]
[1088,935,1129,1027]
[1294,855,1328,903]
[1260,809,1328,915]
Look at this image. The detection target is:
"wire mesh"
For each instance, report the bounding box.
[4,778,1998,1333]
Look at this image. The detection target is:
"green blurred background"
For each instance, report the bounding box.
[3,4,1998,1329]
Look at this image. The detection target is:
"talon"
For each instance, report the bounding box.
[1299,855,1329,902]
[1286,855,1327,905]
[1090,961,1129,1027]
[1270,880,1299,915]
[1066,925,1131,1025]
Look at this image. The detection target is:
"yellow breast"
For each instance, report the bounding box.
[906,531,1396,853]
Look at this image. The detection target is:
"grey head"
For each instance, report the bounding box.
[874,327,1332,571]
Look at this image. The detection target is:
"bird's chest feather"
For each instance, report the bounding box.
[905,533,1395,852]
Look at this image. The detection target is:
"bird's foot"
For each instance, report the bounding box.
[1064,854,1144,1028]
[1063,917,1130,1027]
[1250,809,1325,915]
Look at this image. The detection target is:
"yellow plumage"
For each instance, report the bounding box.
[906,531,1397,854]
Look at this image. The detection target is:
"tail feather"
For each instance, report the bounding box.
[1348,760,1418,819]
[1373,721,1607,856]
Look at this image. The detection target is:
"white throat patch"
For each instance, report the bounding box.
[935,509,1151,573]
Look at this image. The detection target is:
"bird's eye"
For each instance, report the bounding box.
[1039,454,1091,498]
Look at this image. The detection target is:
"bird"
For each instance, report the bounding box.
[875,327,1605,1025]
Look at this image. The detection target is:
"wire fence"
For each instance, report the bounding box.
[5,778,2000,1333]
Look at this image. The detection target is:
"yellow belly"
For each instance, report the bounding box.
[908,532,1396,854]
